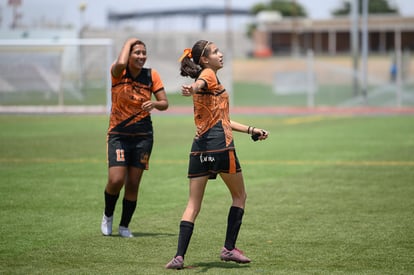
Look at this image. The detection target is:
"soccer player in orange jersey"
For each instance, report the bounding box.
[101,38,168,238]
[166,40,268,269]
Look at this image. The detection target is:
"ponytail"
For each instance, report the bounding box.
[178,40,211,79]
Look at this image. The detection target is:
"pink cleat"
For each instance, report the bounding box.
[165,256,184,269]
[220,247,251,264]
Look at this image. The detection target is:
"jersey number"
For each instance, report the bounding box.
[116,149,125,162]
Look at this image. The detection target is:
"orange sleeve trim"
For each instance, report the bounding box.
[151,69,164,92]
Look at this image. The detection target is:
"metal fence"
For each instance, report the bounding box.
[0,33,413,114]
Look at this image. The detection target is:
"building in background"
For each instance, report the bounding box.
[253,15,414,56]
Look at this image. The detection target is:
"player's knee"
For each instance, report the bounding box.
[106,176,124,191]
[232,192,247,206]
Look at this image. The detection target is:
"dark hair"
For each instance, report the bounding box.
[130,40,146,53]
[180,40,211,79]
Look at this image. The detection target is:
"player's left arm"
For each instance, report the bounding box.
[230,120,269,141]
[152,89,169,111]
[141,89,168,112]
[141,69,169,112]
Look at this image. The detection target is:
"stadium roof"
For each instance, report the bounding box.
[107,7,252,30]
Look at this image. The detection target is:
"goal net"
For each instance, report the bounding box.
[0,39,113,113]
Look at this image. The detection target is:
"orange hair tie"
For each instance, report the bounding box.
[178,48,192,62]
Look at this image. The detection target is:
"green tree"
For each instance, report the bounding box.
[247,0,307,38]
[251,0,307,17]
[332,0,399,16]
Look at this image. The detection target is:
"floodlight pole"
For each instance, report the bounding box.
[361,0,368,104]
[291,0,300,56]
[107,42,114,114]
[351,0,359,97]
[225,0,234,108]
[78,3,87,96]
[306,49,315,107]
[395,28,402,107]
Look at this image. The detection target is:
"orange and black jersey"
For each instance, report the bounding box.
[108,66,164,135]
[191,68,234,154]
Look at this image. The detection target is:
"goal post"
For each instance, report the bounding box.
[0,38,113,114]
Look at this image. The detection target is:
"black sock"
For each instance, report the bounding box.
[104,191,119,217]
[119,198,137,228]
[176,221,194,258]
[224,206,244,250]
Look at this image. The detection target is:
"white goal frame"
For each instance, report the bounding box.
[0,38,114,114]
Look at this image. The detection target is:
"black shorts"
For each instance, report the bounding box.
[107,134,153,169]
[188,150,242,179]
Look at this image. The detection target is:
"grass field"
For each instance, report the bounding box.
[1,82,413,107]
[0,113,414,274]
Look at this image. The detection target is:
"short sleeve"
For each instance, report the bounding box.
[198,68,217,90]
[151,69,165,93]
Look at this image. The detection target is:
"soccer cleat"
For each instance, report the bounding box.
[220,247,251,263]
[118,226,134,238]
[101,214,113,236]
[165,256,184,269]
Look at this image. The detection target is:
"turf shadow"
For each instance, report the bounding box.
[116,232,175,238]
[186,261,251,272]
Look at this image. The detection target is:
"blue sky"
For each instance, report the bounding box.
[0,0,413,30]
